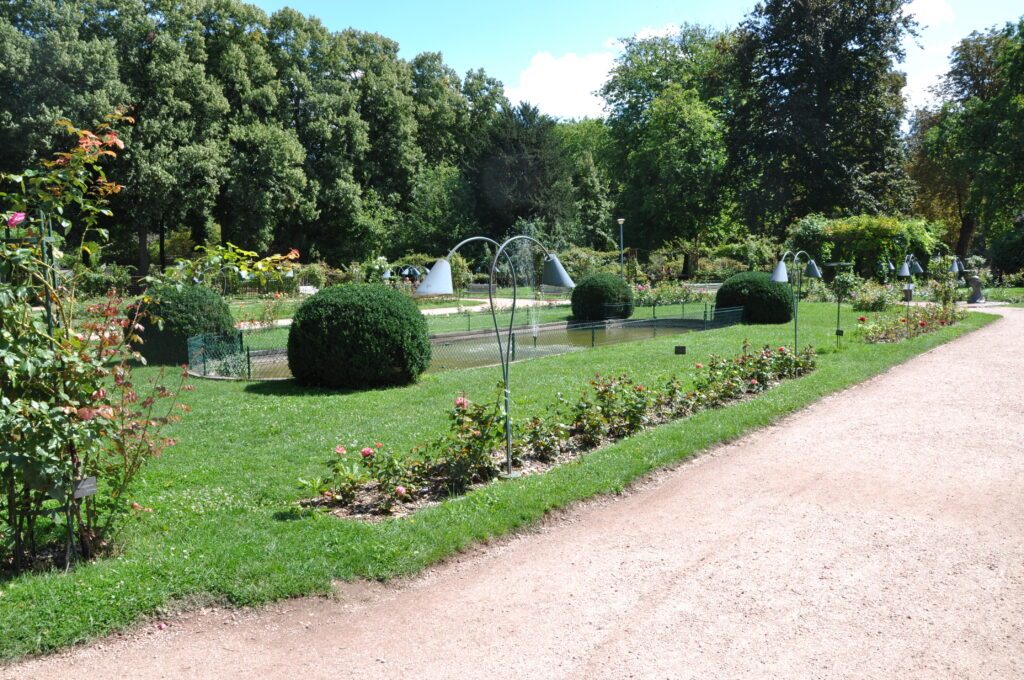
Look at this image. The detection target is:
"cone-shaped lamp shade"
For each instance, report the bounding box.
[887,260,896,272]
[382,268,392,280]
[804,259,823,279]
[896,261,911,277]
[542,254,575,289]
[770,260,789,283]
[414,258,453,296]
[910,259,924,275]
[949,259,961,274]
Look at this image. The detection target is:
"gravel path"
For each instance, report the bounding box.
[9,309,1023,680]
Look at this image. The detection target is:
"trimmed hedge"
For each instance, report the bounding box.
[570,273,634,321]
[138,284,235,365]
[716,271,793,324]
[287,284,431,389]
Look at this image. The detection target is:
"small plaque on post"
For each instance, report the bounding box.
[835,329,845,337]
[73,476,97,499]
[674,346,687,355]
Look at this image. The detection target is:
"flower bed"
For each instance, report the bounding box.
[301,342,817,519]
[855,304,967,343]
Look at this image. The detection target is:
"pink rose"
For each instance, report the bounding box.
[454,396,468,409]
[395,486,407,497]
[6,212,26,228]
[335,445,347,455]
[360,447,374,458]
[374,442,383,449]
[749,379,758,386]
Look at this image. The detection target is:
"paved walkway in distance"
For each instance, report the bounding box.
[9,309,1023,680]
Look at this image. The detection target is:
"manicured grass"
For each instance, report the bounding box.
[986,286,1024,303]
[0,304,997,660]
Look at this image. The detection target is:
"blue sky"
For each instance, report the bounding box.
[251,0,1023,119]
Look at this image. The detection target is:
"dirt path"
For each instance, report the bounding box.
[10,309,1023,680]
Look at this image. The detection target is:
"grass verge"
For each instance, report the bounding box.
[0,304,997,660]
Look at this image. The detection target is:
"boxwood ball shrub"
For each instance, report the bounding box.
[288,284,431,389]
[716,271,793,324]
[138,284,235,364]
[571,272,634,321]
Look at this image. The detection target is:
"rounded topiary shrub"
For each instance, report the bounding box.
[138,284,235,365]
[571,273,634,321]
[716,271,793,324]
[287,284,431,389]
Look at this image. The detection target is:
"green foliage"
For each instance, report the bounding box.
[72,263,134,298]
[287,284,430,389]
[830,272,862,301]
[850,281,897,311]
[139,284,235,365]
[602,27,733,249]
[695,256,746,282]
[728,0,914,235]
[166,242,301,294]
[428,396,503,493]
[992,223,1024,274]
[716,271,793,324]
[571,273,634,321]
[558,246,620,282]
[1,123,185,574]
[856,304,967,343]
[787,214,943,277]
[469,103,575,235]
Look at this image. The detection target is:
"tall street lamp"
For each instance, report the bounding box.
[770,250,822,350]
[416,236,575,476]
[617,217,625,278]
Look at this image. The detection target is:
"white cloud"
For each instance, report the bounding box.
[504,51,615,120]
[506,25,684,120]
[906,0,955,28]
[901,0,957,112]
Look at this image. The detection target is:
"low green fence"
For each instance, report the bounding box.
[187,304,743,381]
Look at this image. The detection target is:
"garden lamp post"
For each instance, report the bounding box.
[770,250,822,351]
[949,257,965,277]
[617,217,625,278]
[897,254,925,338]
[416,236,575,476]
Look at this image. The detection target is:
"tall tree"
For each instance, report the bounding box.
[410,52,468,165]
[908,22,1024,256]
[601,26,733,251]
[470,102,574,237]
[728,0,915,236]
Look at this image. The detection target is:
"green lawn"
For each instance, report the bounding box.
[0,303,997,659]
[986,286,1024,304]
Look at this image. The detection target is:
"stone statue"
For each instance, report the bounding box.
[967,272,985,304]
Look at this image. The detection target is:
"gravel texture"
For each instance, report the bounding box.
[8,308,1023,680]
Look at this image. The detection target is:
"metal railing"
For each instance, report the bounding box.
[187,304,743,381]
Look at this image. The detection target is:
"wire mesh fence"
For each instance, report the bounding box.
[186,303,743,381]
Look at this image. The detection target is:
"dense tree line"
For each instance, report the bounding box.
[907,19,1024,259]
[1,0,1021,272]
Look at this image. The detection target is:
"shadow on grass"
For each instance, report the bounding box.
[242,378,415,398]
[242,380,348,397]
